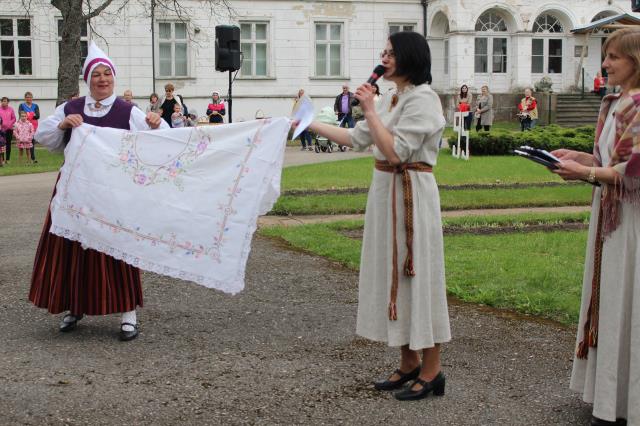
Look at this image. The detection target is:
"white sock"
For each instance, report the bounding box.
[121,310,137,332]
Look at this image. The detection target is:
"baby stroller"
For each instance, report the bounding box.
[313,107,348,153]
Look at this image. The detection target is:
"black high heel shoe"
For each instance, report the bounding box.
[394,372,445,401]
[374,366,420,391]
[591,416,627,426]
[59,314,83,332]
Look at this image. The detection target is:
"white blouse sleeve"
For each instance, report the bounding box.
[392,89,445,163]
[34,103,68,153]
[348,119,373,151]
[129,105,169,131]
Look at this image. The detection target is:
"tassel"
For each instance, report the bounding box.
[404,256,415,277]
[576,341,589,359]
[388,302,397,321]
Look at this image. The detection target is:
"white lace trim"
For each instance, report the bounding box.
[49,224,246,295]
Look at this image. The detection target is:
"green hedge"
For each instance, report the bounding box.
[467,125,595,155]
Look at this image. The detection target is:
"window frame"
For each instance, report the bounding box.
[313,21,345,78]
[155,20,190,78]
[444,39,449,75]
[0,16,33,77]
[474,11,509,74]
[239,20,271,79]
[531,14,565,75]
[388,22,416,36]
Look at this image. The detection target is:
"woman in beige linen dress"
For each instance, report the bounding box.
[551,28,640,426]
[303,31,450,401]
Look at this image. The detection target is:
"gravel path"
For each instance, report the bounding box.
[0,161,592,425]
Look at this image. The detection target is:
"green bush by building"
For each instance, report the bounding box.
[468,125,595,155]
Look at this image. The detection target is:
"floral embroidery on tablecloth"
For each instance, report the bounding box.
[58,121,271,263]
[114,127,212,190]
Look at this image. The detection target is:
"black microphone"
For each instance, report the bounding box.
[351,64,386,106]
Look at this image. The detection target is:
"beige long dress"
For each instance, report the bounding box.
[348,84,451,350]
[570,98,640,423]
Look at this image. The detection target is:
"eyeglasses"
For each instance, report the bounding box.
[379,50,395,59]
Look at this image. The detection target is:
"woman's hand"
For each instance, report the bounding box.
[145,112,162,129]
[552,159,589,181]
[58,114,83,130]
[354,83,376,117]
[551,149,593,166]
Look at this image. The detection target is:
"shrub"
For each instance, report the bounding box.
[468,125,595,155]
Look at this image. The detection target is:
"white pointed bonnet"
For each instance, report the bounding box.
[82,42,117,84]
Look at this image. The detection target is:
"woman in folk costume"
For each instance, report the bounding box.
[302,31,450,401]
[29,42,168,341]
[552,28,640,426]
[206,91,225,124]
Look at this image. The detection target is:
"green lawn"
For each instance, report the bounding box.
[271,184,591,215]
[260,217,587,324]
[0,147,63,176]
[281,152,564,191]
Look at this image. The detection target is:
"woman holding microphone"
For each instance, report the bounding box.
[300,31,450,401]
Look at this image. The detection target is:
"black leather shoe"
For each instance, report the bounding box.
[119,322,139,341]
[591,416,627,426]
[394,372,445,401]
[374,366,420,391]
[59,314,83,332]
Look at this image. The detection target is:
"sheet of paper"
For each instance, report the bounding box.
[291,97,314,140]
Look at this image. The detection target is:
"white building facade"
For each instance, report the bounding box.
[0,0,635,120]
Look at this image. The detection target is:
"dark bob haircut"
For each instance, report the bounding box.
[388,31,432,86]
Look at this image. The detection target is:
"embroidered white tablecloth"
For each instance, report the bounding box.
[50,118,290,294]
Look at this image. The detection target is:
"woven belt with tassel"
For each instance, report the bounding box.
[576,198,605,359]
[374,159,433,321]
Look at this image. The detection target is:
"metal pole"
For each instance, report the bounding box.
[151,0,156,94]
[228,71,233,123]
[581,68,585,100]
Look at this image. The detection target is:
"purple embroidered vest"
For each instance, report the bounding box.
[63,96,133,143]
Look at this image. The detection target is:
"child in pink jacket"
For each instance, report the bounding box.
[14,111,35,165]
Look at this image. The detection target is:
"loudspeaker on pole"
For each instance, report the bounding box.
[215,25,241,72]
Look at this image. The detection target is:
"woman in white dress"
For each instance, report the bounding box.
[551,28,640,426]
[303,31,450,401]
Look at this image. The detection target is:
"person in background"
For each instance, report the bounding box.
[302,31,450,402]
[517,88,538,131]
[292,89,313,151]
[456,84,473,131]
[474,85,493,132]
[334,84,355,128]
[14,111,35,166]
[206,92,225,124]
[19,92,39,163]
[122,89,138,108]
[171,103,186,128]
[551,27,640,426]
[159,83,186,127]
[594,71,607,98]
[0,97,16,163]
[0,117,5,166]
[146,93,160,114]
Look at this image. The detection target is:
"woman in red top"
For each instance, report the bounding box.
[594,71,607,98]
[206,91,225,124]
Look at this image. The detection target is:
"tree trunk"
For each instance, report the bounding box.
[54,0,84,104]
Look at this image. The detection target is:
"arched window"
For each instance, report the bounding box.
[591,12,616,34]
[475,12,507,32]
[474,11,508,74]
[531,13,564,74]
[533,14,564,33]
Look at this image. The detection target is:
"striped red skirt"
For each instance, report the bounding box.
[29,179,143,315]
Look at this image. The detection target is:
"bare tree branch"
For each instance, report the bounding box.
[83,0,119,20]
